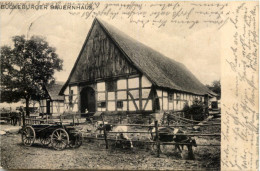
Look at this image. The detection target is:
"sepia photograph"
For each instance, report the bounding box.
[0,1,258,170]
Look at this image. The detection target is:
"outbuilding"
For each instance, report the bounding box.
[39,82,64,116]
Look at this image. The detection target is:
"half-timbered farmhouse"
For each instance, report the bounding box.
[59,18,214,115]
[39,82,64,116]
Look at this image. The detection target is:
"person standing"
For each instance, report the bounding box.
[19,107,25,127]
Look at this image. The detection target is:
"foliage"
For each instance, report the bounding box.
[183,99,208,121]
[206,80,221,97]
[1,35,63,115]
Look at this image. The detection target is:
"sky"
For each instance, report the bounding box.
[0,4,220,86]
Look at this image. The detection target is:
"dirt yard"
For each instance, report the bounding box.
[0,117,220,170]
[1,136,220,169]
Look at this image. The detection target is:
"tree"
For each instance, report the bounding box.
[206,80,221,98]
[1,35,63,116]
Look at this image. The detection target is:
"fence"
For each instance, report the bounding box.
[21,111,220,159]
[24,117,43,125]
[82,114,221,159]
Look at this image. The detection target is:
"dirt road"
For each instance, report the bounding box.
[0,133,219,170]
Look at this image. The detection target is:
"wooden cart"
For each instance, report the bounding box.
[21,122,83,150]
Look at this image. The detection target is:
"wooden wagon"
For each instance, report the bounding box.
[21,122,83,150]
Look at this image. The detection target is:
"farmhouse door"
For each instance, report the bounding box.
[47,100,51,114]
[80,87,96,113]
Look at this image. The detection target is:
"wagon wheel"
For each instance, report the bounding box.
[40,135,51,146]
[51,128,69,150]
[21,126,36,146]
[69,132,83,148]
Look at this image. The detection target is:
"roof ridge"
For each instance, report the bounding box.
[96,18,181,65]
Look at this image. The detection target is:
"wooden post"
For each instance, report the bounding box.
[22,114,25,127]
[59,115,62,124]
[167,113,169,126]
[73,114,75,126]
[18,114,21,126]
[101,115,108,149]
[188,144,195,160]
[155,120,160,157]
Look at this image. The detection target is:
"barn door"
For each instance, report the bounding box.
[47,100,50,114]
[80,87,96,113]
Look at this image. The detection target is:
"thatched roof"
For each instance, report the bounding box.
[60,18,214,96]
[46,82,64,101]
[97,19,212,95]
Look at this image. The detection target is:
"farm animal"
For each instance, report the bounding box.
[95,121,112,134]
[112,125,133,149]
[148,126,197,159]
[10,112,20,126]
[95,122,133,149]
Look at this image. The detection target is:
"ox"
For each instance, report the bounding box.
[112,125,134,149]
[94,122,133,149]
[148,126,197,159]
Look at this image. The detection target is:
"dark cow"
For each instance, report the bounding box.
[10,112,20,126]
[95,121,113,134]
[148,126,197,159]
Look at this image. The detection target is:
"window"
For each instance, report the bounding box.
[117,101,123,108]
[98,102,106,108]
[117,101,127,111]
